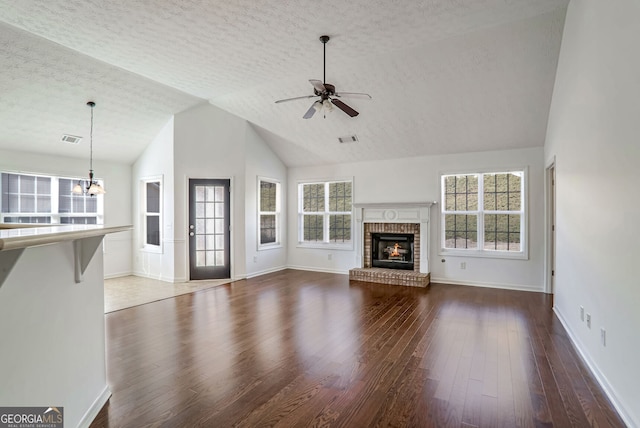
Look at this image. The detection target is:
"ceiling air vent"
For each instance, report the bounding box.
[338,134,358,143]
[61,134,82,144]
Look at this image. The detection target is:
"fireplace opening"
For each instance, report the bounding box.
[371,233,414,270]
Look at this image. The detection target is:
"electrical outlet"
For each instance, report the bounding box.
[601,328,606,346]
[460,262,466,270]
[580,306,584,322]
[328,253,332,261]
[586,313,591,329]
[253,256,257,263]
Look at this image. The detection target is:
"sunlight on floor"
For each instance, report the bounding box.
[104,276,233,313]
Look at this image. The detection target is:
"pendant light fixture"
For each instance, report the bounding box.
[72,101,106,196]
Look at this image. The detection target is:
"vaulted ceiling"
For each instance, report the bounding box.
[0,0,568,166]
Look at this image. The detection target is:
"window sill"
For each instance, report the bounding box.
[297,242,354,251]
[258,243,282,251]
[439,248,528,260]
[141,244,163,254]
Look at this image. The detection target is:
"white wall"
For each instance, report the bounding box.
[173,103,248,280]
[244,124,287,278]
[287,147,545,291]
[131,118,176,281]
[0,148,132,278]
[544,0,640,425]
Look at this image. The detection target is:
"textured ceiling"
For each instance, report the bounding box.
[0,0,568,166]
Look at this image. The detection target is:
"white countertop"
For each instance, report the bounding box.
[0,224,132,251]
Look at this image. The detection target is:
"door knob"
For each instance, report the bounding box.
[189,232,195,237]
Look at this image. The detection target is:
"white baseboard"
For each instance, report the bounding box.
[104,271,132,280]
[286,265,349,275]
[132,271,182,283]
[430,277,543,293]
[78,385,111,428]
[246,265,286,279]
[554,308,636,428]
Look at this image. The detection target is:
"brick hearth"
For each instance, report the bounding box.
[349,268,430,288]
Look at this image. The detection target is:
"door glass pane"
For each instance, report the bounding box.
[196,202,205,218]
[205,203,215,218]
[195,186,205,202]
[196,251,206,267]
[206,186,215,202]
[215,202,224,218]
[215,251,224,266]
[206,235,215,250]
[215,234,224,249]
[214,186,224,202]
[196,219,205,234]
[206,251,216,266]
[196,235,205,251]
[215,219,224,234]
[206,219,215,233]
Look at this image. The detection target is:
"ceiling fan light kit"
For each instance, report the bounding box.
[275,35,371,119]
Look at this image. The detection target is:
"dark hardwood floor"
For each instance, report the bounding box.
[91,270,624,427]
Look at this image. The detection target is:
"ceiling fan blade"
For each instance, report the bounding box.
[275,95,316,104]
[334,92,372,99]
[331,98,359,117]
[303,101,320,119]
[309,79,326,93]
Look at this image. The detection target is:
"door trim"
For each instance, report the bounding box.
[184,175,235,281]
[545,158,556,295]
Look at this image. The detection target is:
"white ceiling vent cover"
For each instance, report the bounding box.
[61,134,82,144]
[338,134,358,143]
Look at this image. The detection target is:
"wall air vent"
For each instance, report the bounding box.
[338,134,358,143]
[61,134,82,144]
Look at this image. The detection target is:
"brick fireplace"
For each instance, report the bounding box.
[349,203,434,287]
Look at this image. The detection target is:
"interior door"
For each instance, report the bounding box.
[188,179,231,280]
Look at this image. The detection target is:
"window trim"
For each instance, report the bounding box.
[141,175,163,253]
[297,178,354,250]
[257,176,282,250]
[0,171,104,225]
[439,167,528,260]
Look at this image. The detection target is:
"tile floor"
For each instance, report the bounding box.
[104,275,233,313]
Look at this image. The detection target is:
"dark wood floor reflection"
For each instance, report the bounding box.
[91,270,624,427]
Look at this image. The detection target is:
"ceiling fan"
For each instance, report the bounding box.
[275,35,371,119]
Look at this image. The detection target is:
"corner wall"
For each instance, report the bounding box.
[244,124,287,277]
[132,118,176,281]
[173,103,248,280]
[544,0,640,424]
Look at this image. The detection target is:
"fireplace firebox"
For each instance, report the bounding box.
[371,233,414,270]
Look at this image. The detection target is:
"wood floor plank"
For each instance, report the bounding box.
[90,271,626,428]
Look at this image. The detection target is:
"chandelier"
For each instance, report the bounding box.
[72,101,106,196]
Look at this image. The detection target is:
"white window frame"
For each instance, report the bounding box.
[141,176,163,253]
[0,171,104,225]
[257,177,282,250]
[297,178,354,250]
[439,168,528,260]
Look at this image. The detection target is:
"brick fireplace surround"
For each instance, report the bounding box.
[349,203,434,288]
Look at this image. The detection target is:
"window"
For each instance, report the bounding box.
[298,180,353,248]
[441,170,526,258]
[1,172,103,224]
[142,178,162,250]
[258,178,281,248]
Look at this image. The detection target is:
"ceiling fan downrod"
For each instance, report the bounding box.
[320,35,330,84]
